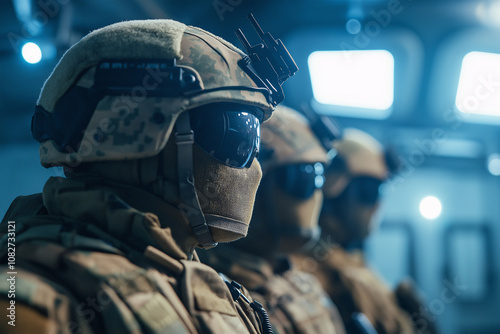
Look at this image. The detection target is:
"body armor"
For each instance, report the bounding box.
[0,177,263,334]
[200,246,345,334]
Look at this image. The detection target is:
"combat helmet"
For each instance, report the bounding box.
[30,18,297,249]
[321,129,399,246]
[235,105,330,255]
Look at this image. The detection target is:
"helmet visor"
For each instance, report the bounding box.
[190,103,262,168]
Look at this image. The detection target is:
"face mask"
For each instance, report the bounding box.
[192,145,263,243]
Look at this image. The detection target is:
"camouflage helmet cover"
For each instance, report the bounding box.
[324,128,388,198]
[259,105,328,173]
[35,20,275,167]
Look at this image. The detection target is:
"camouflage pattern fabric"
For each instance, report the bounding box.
[199,246,345,334]
[323,128,388,199]
[292,244,419,334]
[37,20,275,167]
[259,105,328,173]
[0,175,263,334]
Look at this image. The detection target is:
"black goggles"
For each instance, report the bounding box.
[189,103,263,168]
[340,176,383,205]
[274,163,325,199]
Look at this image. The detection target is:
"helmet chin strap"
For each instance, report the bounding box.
[175,111,218,249]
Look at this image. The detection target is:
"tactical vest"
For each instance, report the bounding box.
[292,247,421,334]
[199,247,345,334]
[0,194,262,334]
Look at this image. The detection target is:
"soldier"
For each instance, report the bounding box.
[199,105,346,334]
[0,18,297,333]
[292,129,438,334]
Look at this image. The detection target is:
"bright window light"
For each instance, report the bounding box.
[308,50,394,111]
[21,42,42,64]
[419,196,442,220]
[455,51,500,116]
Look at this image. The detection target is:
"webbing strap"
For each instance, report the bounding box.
[174,111,217,249]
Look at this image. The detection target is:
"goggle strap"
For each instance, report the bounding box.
[175,111,218,249]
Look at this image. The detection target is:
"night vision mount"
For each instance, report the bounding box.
[236,14,298,106]
[301,103,343,152]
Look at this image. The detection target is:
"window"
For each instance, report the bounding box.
[308,50,394,117]
[443,224,492,301]
[455,51,500,117]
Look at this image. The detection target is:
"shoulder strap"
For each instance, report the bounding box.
[1,194,46,224]
[0,216,126,259]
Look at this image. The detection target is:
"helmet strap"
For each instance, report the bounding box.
[175,111,218,249]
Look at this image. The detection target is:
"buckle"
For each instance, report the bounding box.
[175,131,195,145]
[192,223,210,236]
[192,223,218,249]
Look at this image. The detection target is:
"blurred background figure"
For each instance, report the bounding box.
[293,129,438,334]
[200,105,346,334]
[318,129,395,250]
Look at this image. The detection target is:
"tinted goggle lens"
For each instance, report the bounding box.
[344,176,382,205]
[275,163,325,199]
[190,104,262,168]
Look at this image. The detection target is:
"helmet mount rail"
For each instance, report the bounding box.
[235,14,298,106]
[300,103,343,152]
[32,58,203,153]
[94,58,203,96]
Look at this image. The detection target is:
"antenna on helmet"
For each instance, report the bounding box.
[236,14,298,106]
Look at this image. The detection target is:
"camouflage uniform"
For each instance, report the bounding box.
[292,129,438,334]
[293,245,416,334]
[200,106,346,334]
[201,246,345,334]
[1,188,261,333]
[0,19,294,334]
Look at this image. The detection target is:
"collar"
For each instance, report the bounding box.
[207,245,275,290]
[42,175,188,260]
